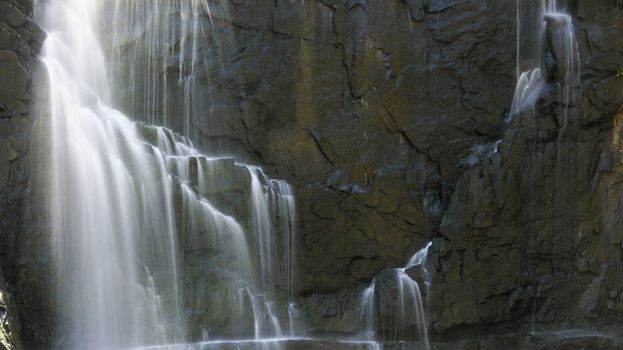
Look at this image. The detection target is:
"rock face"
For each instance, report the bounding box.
[0,0,49,348]
[109,0,623,342]
[2,0,623,348]
[114,0,518,293]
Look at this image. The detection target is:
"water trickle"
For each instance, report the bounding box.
[106,0,230,140]
[392,242,432,349]
[509,0,580,120]
[38,0,298,348]
[360,242,432,350]
[360,279,377,341]
[510,68,546,117]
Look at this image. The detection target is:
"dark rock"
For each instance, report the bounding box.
[0,0,50,348]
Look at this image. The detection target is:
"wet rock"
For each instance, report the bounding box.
[0,270,22,350]
[102,0,623,343]
[0,0,50,348]
[376,267,428,341]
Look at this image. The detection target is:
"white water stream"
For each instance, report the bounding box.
[38,0,297,348]
[510,0,580,121]
[359,242,432,350]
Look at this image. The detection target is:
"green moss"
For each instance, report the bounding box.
[0,142,18,162]
[7,148,17,161]
[616,68,623,79]
[6,137,19,161]
[1,329,12,350]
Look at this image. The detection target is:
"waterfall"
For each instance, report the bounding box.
[393,242,432,349]
[509,0,580,120]
[360,279,377,341]
[38,0,298,348]
[360,242,432,349]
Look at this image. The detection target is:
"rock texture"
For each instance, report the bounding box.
[114,0,517,292]
[2,0,623,348]
[0,0,48,348]
[109,0,623,343]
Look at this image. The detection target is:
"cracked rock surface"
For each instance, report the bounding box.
[109,0,623,341]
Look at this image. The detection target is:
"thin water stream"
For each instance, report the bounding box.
[510,0,580,121]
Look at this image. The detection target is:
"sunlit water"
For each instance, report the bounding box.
[38,0,297,348]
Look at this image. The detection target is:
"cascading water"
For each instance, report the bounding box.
[504,0,583,339]
[105,0,230,140]
[359,279,377,341]
[38,0,298,348]
[42,1,186,346]
[509,0,580,121]
[359,242,432,350]
[392,242,432,349]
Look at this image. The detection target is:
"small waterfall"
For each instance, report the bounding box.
[243,167,300,340]
[38,0,299,348]
[360,242,432,349]
[106,0,230,140]
[392,242,432,349]
[360,279,377,341]
[509,0,580,120]
[510,67,546,117]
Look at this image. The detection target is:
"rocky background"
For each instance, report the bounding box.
[114,0,623,344]
[2,0,623,349]
[0,0,50,349]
